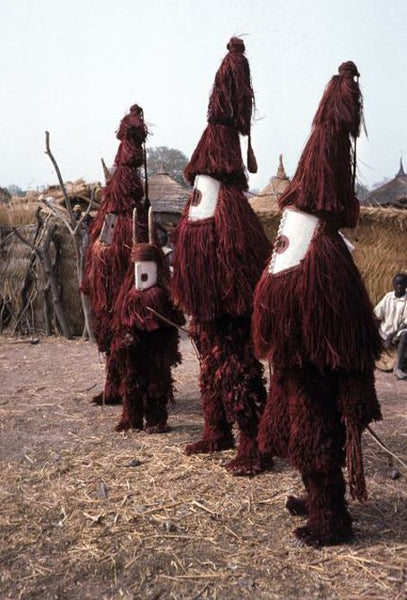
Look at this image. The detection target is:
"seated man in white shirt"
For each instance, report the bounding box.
[375,273,407,379]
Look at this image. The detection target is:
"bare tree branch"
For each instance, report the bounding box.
[43,131,95,342]
[45,131,75,226]
[72,186,95,236]
[11,227,37,251]
[41,196,75,235]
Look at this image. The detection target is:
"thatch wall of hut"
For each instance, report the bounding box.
[257,205,407,306]
[0,181,101,336]
[0,217,83,336]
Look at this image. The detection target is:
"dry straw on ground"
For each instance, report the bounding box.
[1,335,406,599]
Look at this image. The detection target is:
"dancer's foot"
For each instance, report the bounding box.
[225,451,274,476]
[185,437,234,456]
[115,419,143,432]
[145,423,171,434]
[286,495,308,517]
[91,392,121,406]
[294,523,354,548]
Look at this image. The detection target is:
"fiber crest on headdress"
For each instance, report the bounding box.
[184,36,256,188]
[279,61,362,228]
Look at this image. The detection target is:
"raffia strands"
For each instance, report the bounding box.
[257,372,290,457]
[172,206,220,322]
[252,266,303,368]
[82,218,134,349]
[114,279,185,334]
[114,141,144,168]
[208,37,254,136]
[193,316,266,423]
[280,62,361,228]
[189,316,271,474]
[337,370,382,428]
[299,224,382,372]
[101,350,122,404]
[114,327,182,432]
[103,169,145,213]
[216,186,271,315]
[252,226,382,372]
[345,419,367,502]
[111,242,183,432]
[116,104,148,143]
[184,125,247,189]
[259,369,345,470]
[184,36,255,187]
[112,241,184,355]
[82,103,149,355]
[172,186,270,322]
[337,371,382,502]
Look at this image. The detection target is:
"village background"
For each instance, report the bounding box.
[1,1,407,599]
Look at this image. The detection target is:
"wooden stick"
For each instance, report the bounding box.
[45,131,75,227]
[146,306,188,334]
[366,425,407,470]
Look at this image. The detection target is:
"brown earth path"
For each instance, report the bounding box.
[0,335,406,600]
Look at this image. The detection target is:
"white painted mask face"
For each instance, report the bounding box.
[188,174,221,221]
[99,213,118,245]
[269,208,320,275]
[134,261,157,290]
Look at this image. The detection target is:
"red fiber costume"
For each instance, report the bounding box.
[82,104,149,405]
[112,223,184,433]
[252,62,382,546]
[172,37,272,475]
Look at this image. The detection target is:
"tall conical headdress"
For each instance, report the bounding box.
[184,37,257,190]
[280,61,362,228]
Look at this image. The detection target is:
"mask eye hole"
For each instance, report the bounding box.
[191,189,202,207]
[141,273,148,282]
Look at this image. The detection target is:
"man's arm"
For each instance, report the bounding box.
[374,296,386,321]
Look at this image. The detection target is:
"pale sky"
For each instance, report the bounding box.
[1,0,406,192]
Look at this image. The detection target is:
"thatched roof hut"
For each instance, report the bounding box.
[148,171,190,225]
[40,179,102,212]
[362,160,407,208]
[249,155,289,212]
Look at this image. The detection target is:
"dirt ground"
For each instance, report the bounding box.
[0,334,406,600]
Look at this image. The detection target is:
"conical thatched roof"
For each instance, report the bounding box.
[362,159,407,209]
[249,155,290,212]
[148,171,190,215]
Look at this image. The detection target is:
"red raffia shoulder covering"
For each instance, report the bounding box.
[252,223,382,372]
[113,244,185,338]
[172,185,270,321]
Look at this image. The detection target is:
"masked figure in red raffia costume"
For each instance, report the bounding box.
[111,208,184,432]
[82,104,149,405]
[172,37,272,475]
[252,62,382,546]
